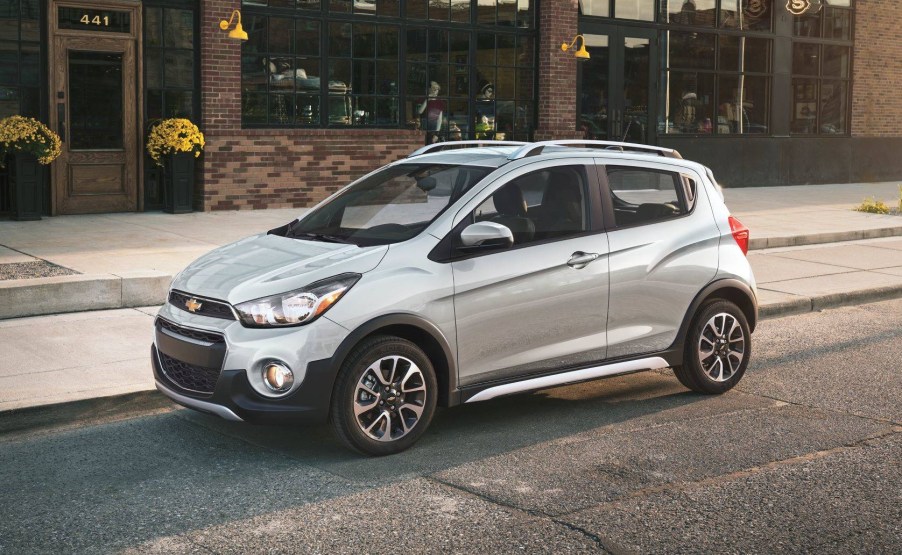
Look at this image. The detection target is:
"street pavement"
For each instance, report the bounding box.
[0,298,899,554]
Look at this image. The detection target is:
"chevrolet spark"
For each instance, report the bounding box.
[152,140,757,455]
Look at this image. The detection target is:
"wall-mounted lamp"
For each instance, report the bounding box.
[561,35,590,60]
[219,9,248,41]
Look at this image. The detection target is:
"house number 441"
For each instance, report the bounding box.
[80,14,110,26]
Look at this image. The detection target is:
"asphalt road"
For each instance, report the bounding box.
[1,299,900,554]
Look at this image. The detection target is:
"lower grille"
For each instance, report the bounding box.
[158,352,220,396]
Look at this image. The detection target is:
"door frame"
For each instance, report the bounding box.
[47,0,143,215]
[577,22,659,145]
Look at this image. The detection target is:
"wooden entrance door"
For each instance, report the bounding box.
[49,2,141,214]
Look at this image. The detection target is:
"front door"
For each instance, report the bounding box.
[578,25,657,145]
[49,2,140,214]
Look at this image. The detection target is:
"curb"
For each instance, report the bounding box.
[0,390,174,441]
[749,226,902,250]
[0,271,171,320]
[3,284,901,437]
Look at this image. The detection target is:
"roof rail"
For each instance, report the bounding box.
[408,140,528,158]
[507,140,682,160]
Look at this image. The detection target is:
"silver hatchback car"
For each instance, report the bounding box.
[152,140,757,455]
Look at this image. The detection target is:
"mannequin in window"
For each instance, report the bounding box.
[417,81,446,145]
[674,92,697,133]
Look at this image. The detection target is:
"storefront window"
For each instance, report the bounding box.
[241,0,536,138]
[0,0,41,119]
[663,31,771,135]
[144,5,197,121]
[660,0,716,26]
[720,0,772,31]
[790,1,853,135]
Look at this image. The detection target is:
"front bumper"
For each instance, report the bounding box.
[152,343,338,424]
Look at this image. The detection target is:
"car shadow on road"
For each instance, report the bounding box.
[178,370,747,479]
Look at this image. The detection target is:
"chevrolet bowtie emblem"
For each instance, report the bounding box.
[185,298,203,312]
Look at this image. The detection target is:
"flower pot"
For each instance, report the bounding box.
[162,152,195,214]
[9,152,44,221]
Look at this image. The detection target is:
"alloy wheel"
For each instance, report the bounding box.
[353,355,427,442]
[697,312,746,382]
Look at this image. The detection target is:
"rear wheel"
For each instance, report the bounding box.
[330,335,437,456]
[673,300,751,394]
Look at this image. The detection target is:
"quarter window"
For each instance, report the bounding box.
[606,166,687,227]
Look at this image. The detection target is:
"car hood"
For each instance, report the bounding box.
[171,233,388,304]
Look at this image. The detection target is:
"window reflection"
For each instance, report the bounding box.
[660,0,716,26]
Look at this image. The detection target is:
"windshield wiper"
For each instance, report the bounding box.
[291,232,355,244]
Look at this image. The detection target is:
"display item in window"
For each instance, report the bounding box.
[417,81,446,144]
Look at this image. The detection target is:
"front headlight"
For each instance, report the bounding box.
[234,273,360,327]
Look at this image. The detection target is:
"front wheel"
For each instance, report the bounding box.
[673,300,751,394]
[330,335,437,456]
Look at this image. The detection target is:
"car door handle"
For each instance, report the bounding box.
[567,251,600,269]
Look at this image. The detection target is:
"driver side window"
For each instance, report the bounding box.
[470,165,590,247]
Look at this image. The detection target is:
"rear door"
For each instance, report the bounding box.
[449,159,610,386]
[599,160,719,359]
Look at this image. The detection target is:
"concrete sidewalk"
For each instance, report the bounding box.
[0,181,900,320]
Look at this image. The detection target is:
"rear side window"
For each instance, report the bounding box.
[605,166,687,228]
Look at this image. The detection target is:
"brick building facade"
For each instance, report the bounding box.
[1,0,900,216]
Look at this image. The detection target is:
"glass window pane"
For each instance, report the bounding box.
[820,80,846,134]
[245,15,266,54]
[330,0,351,13]
[496,66,515,99]
[660,0,715,25]
[429,0,450,21]
[20,0,38,41]
[374,96,398,125]
[269,92,294,124]
[296,20,320,57]
[497,34,515,66]
[297,0,320,10]
[330,58,351,87]
[428,28,448,64]
[355,0,376,15]
[516,67,533,100]
[354,24,376,58]
[792,43,819,76]
[719,36,770,73]
[824,8,851,40]
[165,90,193,118]
[296,58,320,92]
[517,0,533,28]
[296,94,319,125]
[146,89,163,121]
[478,0,496,24]
[579,0,609,17]
[164,9,193,49]
[428,63,449,93]
[616,0,656,21]
[666,32,716,71]
[720,0,772,31]
[408,0,427,19]
[0,87,18,119]
[269,17,294,53]
[451,0,470,23]
[517,35,533,66]
[353,60,376,94]
[793,13,820,37]
[477,32,495,65]
[0,41,17,85]
[377,27,399,59]
[823,45,849,78]
[329,22,351,57]
[498,0,517,25]
[145,7,162,47]
[378,0,400,17]
[451,31,470,65]
[580,34,609,140]
[791,78,818,134]
[407,29,427,63]
[451,64,469,96]
[717,75,768,134]
[448,98,468,138]
[20,43,38,86]
[242,92,267,125]
[330,85,352,125]
[164,51,194,88]
[825,0,851,6]
[663,71,715,134]
[69,52,123,150]
[145,49,162,89]
[377,60,398,94]
[407,62,428,96]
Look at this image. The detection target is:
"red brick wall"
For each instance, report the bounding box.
[197,0,421,211]
[535,0,581,140]
[851,0,902,137]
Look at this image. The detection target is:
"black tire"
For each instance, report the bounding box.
[673,299,751,394]
[330,335,437,456]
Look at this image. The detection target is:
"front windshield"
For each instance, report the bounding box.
[289,163,491,246]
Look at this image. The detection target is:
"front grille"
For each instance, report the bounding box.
[159,352,220,395]
[157,318,224,344]
[169,290,236,320]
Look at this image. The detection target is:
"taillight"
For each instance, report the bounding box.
[728,216,750,256]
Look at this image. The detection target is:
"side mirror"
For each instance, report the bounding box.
[459,221,514,251]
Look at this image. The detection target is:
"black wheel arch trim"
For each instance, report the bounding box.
[671,278,758,353]
[327,314,460,407]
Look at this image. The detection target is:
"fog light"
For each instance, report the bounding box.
[263,362,294,393]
